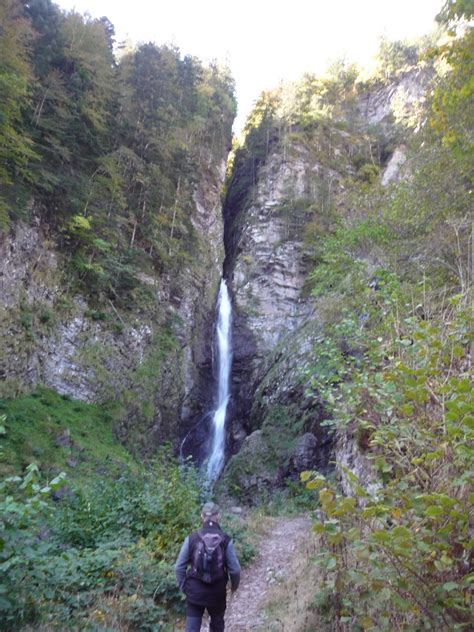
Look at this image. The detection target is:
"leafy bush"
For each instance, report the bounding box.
[302,296,473,630]
[222,513,258,566]
[0,451,202,630]
[306,222,390,298]
[0,464,67,628]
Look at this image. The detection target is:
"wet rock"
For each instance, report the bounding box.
[335,431,381,502]
[221,430,283,502]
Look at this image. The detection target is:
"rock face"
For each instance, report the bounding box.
[229,150,316,352]
[0,156,228,454]
[288,433,318,475]
[224,146,334,435]
[335,431,381,500]
[381,145,407,185]
[221,66,431,496]
[358,66,432,127]
[222,143,339,496]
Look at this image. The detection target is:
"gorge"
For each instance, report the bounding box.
[1,1,472,629]
[0,37,465,491]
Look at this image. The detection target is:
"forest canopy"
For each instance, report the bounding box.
[0,0,236,303]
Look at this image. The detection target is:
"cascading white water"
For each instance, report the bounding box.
[206,279,232,481]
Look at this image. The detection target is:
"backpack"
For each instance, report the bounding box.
[188,529,229,584]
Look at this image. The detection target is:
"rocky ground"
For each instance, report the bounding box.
[203,515,315,632]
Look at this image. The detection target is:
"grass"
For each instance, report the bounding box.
[0,385,133,482]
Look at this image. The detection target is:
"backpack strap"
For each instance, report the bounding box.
[188,529,200,555]
[222,532,230,551]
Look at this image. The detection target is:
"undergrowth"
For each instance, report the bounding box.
[302,294,473,631]
[0,449,201,630]
[0,390,258,631]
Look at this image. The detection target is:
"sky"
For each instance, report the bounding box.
[54,0,444,131]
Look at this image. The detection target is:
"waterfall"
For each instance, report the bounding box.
[206,279,232,481]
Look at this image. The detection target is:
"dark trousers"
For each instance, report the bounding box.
[185,600,226,632]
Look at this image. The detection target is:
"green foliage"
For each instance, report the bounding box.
[302,297,473,630]
[56,451,201,550]
[307,221,390,297]
[304,265,403,427]
[0,463,67,627]
[261,477,321,516]
[0,449,202,630]
[429,24,473,164]
[224,90,280,220]
[437,0,474,23]
[282,26,473,628]
[306,79,471,298]
[228,18,471,631]
[0,0,38,220]
[0,385,257,628]
[380,141,471,290]
[220,513,258,567]
[276,60,360,129]
[374,37,420,79]
[1,1,236,303]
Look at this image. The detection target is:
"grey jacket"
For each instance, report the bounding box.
[175,522,241,592]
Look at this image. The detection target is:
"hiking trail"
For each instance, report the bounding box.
[223,515,313,632]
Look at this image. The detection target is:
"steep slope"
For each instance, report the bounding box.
[219,17,473,629]
[0,156,227,452]
[0,3,236,457]
[220,58,444,499]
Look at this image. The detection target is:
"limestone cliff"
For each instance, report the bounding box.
[221,64,433,498]
[0,156,227,453]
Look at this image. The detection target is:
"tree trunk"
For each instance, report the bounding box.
[169,176,181,251]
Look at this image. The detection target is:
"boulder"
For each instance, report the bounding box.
[287,433,318,475]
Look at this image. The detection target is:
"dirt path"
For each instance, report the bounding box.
[223,515,312,632]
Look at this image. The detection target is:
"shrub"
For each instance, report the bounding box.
[302,296,473,630]
[0,451,202,630]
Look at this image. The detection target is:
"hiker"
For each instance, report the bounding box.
[175,502,241,632]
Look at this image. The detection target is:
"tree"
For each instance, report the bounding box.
[437,0,474,24]
[375,36,420,79]
[0,3,236,301]
[25,1,116,219]
[0,0,37,227]
[430,20,473,162]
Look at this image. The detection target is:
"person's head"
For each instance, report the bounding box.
[201,501,221,524]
